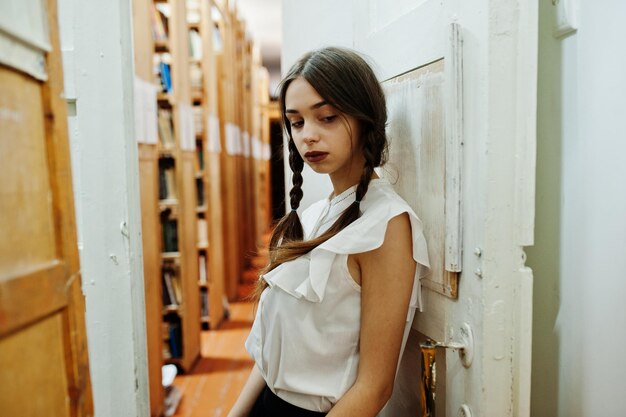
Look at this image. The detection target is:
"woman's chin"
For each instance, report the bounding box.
[306,163,331,174]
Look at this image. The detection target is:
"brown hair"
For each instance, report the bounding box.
[252,46,388,300]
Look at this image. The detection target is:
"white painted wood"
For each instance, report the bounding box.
[0,0,51,80]
[553,0,578,38]
[57,0,150,415]
[134,76,159,144]
[514,2,538,246]
[383,61,455,298]
[283,1,538,416]
[444,22,463,273]
[353,0,445,81]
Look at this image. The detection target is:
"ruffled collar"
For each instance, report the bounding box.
[325,178,388,220]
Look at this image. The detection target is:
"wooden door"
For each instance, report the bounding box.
[355,2,537,416]
[0,0,93,415]
[285,1,537,416]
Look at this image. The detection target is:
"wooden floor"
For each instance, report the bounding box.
[171,301,256,417]
[171,236,268,417]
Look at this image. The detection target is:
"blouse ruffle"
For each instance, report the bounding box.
[262,185,430,314]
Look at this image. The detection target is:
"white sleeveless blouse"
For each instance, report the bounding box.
[245,178,430,413]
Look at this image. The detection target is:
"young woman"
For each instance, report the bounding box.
[227,47,430,417]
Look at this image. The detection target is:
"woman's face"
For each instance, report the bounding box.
[284,77,364,186]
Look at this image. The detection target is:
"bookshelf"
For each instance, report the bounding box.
[132,0,165,414]
[134,3,201,414]
[133,1,272,411]
[155,0,201,374]
[194,0,229,329]
[186,0,212,329]
[209,1,272,301]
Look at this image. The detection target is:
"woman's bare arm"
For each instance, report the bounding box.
[227,364,266,417]
[327,213,416,417]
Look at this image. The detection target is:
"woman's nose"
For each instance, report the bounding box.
[302,124,320,144]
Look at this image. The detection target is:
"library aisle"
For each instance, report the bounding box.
[169,241,268,417]
[170,301,254,417]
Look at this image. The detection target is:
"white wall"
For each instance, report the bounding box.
[281,0,355,211]
[528,1,626,416]
[57,0,150,415]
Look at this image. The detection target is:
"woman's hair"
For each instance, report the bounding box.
[252,46,388,300]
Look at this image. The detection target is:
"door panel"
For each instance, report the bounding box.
[0,0,93,415]
[383,59,461,303]
[354,0,446,81]
[352,1,537,416]
[0,313,71,416]
[0,68,57,277]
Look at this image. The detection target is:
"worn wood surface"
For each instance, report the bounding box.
[0,0,93,414]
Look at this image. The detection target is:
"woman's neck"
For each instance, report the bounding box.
[329,171,379,199]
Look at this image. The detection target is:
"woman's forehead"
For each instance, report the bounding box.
[285,78,327,110]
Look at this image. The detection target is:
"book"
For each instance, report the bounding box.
[162,269,177,307]
[164,168,177,200]
[164,385,182,416]
[159,61,172,93]
[190,63,203,90]
[171,274,182,305]
[151,5,169,42]
[196,144,205,170]
[200,287,209,317]
[158,166,168,200]
[161,217,179,252]
[195,177,205,207]
[188,29,202,60]
[198,254,207,285]
[168,322,182,358]
[158,109,175,149]
[197,218,208,248]
[158,158,177,200]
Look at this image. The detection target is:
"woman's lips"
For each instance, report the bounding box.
[304,151,328,163]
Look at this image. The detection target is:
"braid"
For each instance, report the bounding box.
[355,165,374,202]
[267,140,305,256]
[288,140,304,211]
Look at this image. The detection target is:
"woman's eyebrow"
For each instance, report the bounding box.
[285,100,329,114]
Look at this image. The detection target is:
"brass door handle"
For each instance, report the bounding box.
[419,324,474,417]
[420,322,474,368]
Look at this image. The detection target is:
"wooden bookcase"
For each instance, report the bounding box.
[213,1,269,301]
[186,0,210,329]
[154,0,201,374]
[133,1,201,414]
[196,0,229,329]
[132,0,272,410]
[132,0,164,414]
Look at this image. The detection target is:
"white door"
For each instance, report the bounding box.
[283,1,537,416]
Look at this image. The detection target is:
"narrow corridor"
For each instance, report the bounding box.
[171,301,255,417]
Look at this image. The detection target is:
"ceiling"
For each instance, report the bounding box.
[233,0,282,70]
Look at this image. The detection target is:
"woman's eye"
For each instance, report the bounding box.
[321,115,337,123]
[290,120,303,128]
